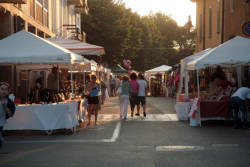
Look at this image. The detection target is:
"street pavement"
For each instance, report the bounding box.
[0,96,250,167]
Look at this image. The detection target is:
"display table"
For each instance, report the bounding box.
[200,100,231,120]
[4,102,79,133]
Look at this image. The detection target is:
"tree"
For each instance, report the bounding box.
[81,0,196,71]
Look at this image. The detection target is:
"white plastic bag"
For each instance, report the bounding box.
[116,87,122,95]
[105,88,110,100]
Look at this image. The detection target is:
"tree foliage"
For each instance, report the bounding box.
[81,0,196,71]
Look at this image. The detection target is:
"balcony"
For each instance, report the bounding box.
[75,6,88,14]
[67,0,83,6]
[0,0,27,3]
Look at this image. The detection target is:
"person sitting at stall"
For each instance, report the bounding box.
[47,67,59,92]
[47,67,62,102]
[208,67,232,100]
[28,79,43,104]
[230,86,250,129]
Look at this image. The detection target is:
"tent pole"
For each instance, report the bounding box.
[70,64,74,99]
[196,70,201,127]
[185,70,189,98]
[83,70,85,93]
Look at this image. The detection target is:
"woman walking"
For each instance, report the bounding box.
[86,75,101,126]
[119,76,131,120]
[129,72,139,117]
[0,82,15,148]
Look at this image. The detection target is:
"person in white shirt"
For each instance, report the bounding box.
[231,87,250,129]
[136,73,147,117]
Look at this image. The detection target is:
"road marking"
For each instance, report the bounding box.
[211,144,239,148]
[110,121,121,142]
[5,122,121,144]
[98,114,179,122]
[156,145,205,152]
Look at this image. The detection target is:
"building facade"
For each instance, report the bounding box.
[191,0,250,52]
[0,0,88,40]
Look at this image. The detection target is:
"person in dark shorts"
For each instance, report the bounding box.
[86,75,100,126]
[136,73,147,117]
[129,72,139,117]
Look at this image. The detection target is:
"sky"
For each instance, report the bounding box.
[122,0,196,26]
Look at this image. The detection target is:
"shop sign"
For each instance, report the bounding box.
[242,21,250,36]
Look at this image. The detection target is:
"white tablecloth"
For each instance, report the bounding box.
[4,102,79,131]
[175,102,191,120]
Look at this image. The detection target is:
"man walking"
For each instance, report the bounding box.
[136,73,147,117]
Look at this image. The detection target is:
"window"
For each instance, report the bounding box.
[217,0,220,33]
[230,0,234,13]
[44,0,48,10]
[209,7,212,38]
[30,0,35,18]
[199,14,202,42]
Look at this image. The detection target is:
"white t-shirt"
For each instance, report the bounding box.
[232,87,250,100]
[137,79,147,96]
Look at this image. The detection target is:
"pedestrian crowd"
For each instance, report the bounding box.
[117,72,148,120]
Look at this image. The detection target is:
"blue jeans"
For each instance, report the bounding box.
[230,97,248,127]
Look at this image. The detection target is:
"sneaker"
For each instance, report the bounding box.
[123,117,127,121]
[143,112,146,117]
[131,112,134,117]
[234,126,239,129]
[242,125,248,129]
[135,113,140,116]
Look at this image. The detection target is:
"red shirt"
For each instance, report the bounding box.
[129,80,139,93]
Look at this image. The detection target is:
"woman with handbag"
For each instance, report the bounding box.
[0,82,16,148]
[85,75,101,126]
[119,76,131,120]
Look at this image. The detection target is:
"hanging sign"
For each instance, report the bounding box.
[242,21,250,36]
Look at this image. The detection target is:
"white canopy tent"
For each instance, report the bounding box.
[0,30,84,64]
[145,65,172,74]
[0,30,85,98]
[186,36,250,70]
[179,48,211,97]
[176,49,212,122]
[48,37,105,56]
[145,65,172,97]
[182,36,250,126]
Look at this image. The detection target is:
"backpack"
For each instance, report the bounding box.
[6,97,16,119]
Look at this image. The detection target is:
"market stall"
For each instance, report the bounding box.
[175,49,211,120]
[0,30,85,133]
[185,36,250,125]
[145,65,172,97]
